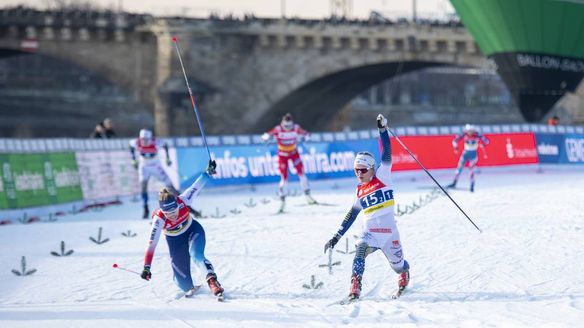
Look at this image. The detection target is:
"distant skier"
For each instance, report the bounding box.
[129,128,178,218]
[324,114,410,301]
[140,160,225,299]
[261,113,316,211]
[447,124,489,192]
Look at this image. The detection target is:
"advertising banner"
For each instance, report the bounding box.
[75,149,179,200]
[473,133,539,166]
[177,132,539,188]
[563,133,584,164]
[535,133,564,164]
[0,152,82,209]
[535,133,584,164]
[176,142,371,189]
[390,135,459,170]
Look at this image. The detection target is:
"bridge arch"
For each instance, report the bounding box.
[0,51,150,137]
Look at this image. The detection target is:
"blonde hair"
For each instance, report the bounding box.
[158,188,173,202]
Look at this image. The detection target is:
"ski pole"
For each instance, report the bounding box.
[171,37,212,161]
[112,263,141,275]
[387,128,482,233]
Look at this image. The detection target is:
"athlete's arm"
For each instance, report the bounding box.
[179,172,210,207]
[143,215,164,267]
[335,200,362,238]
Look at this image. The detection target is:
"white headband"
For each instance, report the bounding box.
[354,152,376,169]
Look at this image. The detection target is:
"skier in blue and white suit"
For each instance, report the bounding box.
[324,114,410,300]
[140,160,224,298]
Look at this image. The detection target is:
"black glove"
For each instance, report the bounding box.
[377,114,388,129]
[324,235,340,253]
[206,160,217,175]
[141,266,152,281]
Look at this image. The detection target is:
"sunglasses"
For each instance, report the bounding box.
[354,168,370,174]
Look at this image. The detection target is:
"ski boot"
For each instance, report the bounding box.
[393,261,410,298]
[446,180,457,189]
[277,195,286,213]
[348,274,362,300]
[470,182,475,193]
[206,273,224,296]
[142,204,149,219]
[304,190,317,205]
[398,269,410,290]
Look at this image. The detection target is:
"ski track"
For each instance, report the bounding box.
[1,165,584,327]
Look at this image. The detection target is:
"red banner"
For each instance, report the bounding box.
[388,133,538,171]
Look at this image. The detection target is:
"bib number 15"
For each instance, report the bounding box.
[360,189,394,208]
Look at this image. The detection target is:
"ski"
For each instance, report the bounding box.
[216,292,225,302]
[338,295,359,305]
[295,202,337,207]
[176,285,202,300]
[391,286,406,299]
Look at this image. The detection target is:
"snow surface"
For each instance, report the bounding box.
[1,164,584,328]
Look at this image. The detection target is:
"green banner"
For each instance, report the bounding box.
[0,152,83,209]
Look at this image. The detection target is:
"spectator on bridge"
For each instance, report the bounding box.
[90,122,106,138]
[547,115,559,126]
[261,113,317,212]
[103,118,116,138]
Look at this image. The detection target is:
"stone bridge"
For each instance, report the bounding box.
[0,8,488,137]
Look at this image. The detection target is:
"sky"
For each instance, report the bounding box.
[0,0,456,19]
[1,164,584,327]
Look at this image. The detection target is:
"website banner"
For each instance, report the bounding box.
[176,141,373,188]
[0,152,83,209]
[535,133,564,164]
[564,134,584,164]
[176,133,538,188]
[535,133,584,164]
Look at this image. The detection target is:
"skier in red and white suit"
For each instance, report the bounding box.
[129,128,178,218]
[261,113,316,206]
[447,124,489,192]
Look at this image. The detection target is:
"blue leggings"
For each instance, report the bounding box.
[165,220,216,292]
[454,151,478,182]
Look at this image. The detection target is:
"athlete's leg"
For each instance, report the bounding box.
[468,154,478,192]
[278,155,289,200]
[165,233,194,292]
[188,220,224,295]
[153,163,179,195]
[349,234,378,297]
[188,220,215,274]
[139,166,150,206]
[140,166,152,218]
[292,153,315,203]
[380,237,407,273]
[449,153,467,187]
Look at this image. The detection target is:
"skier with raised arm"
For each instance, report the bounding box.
[447,124,489,192]
[140,160,225,300]
[261,113,316,212]
[129,128,178,218]
[324,114,410,302]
